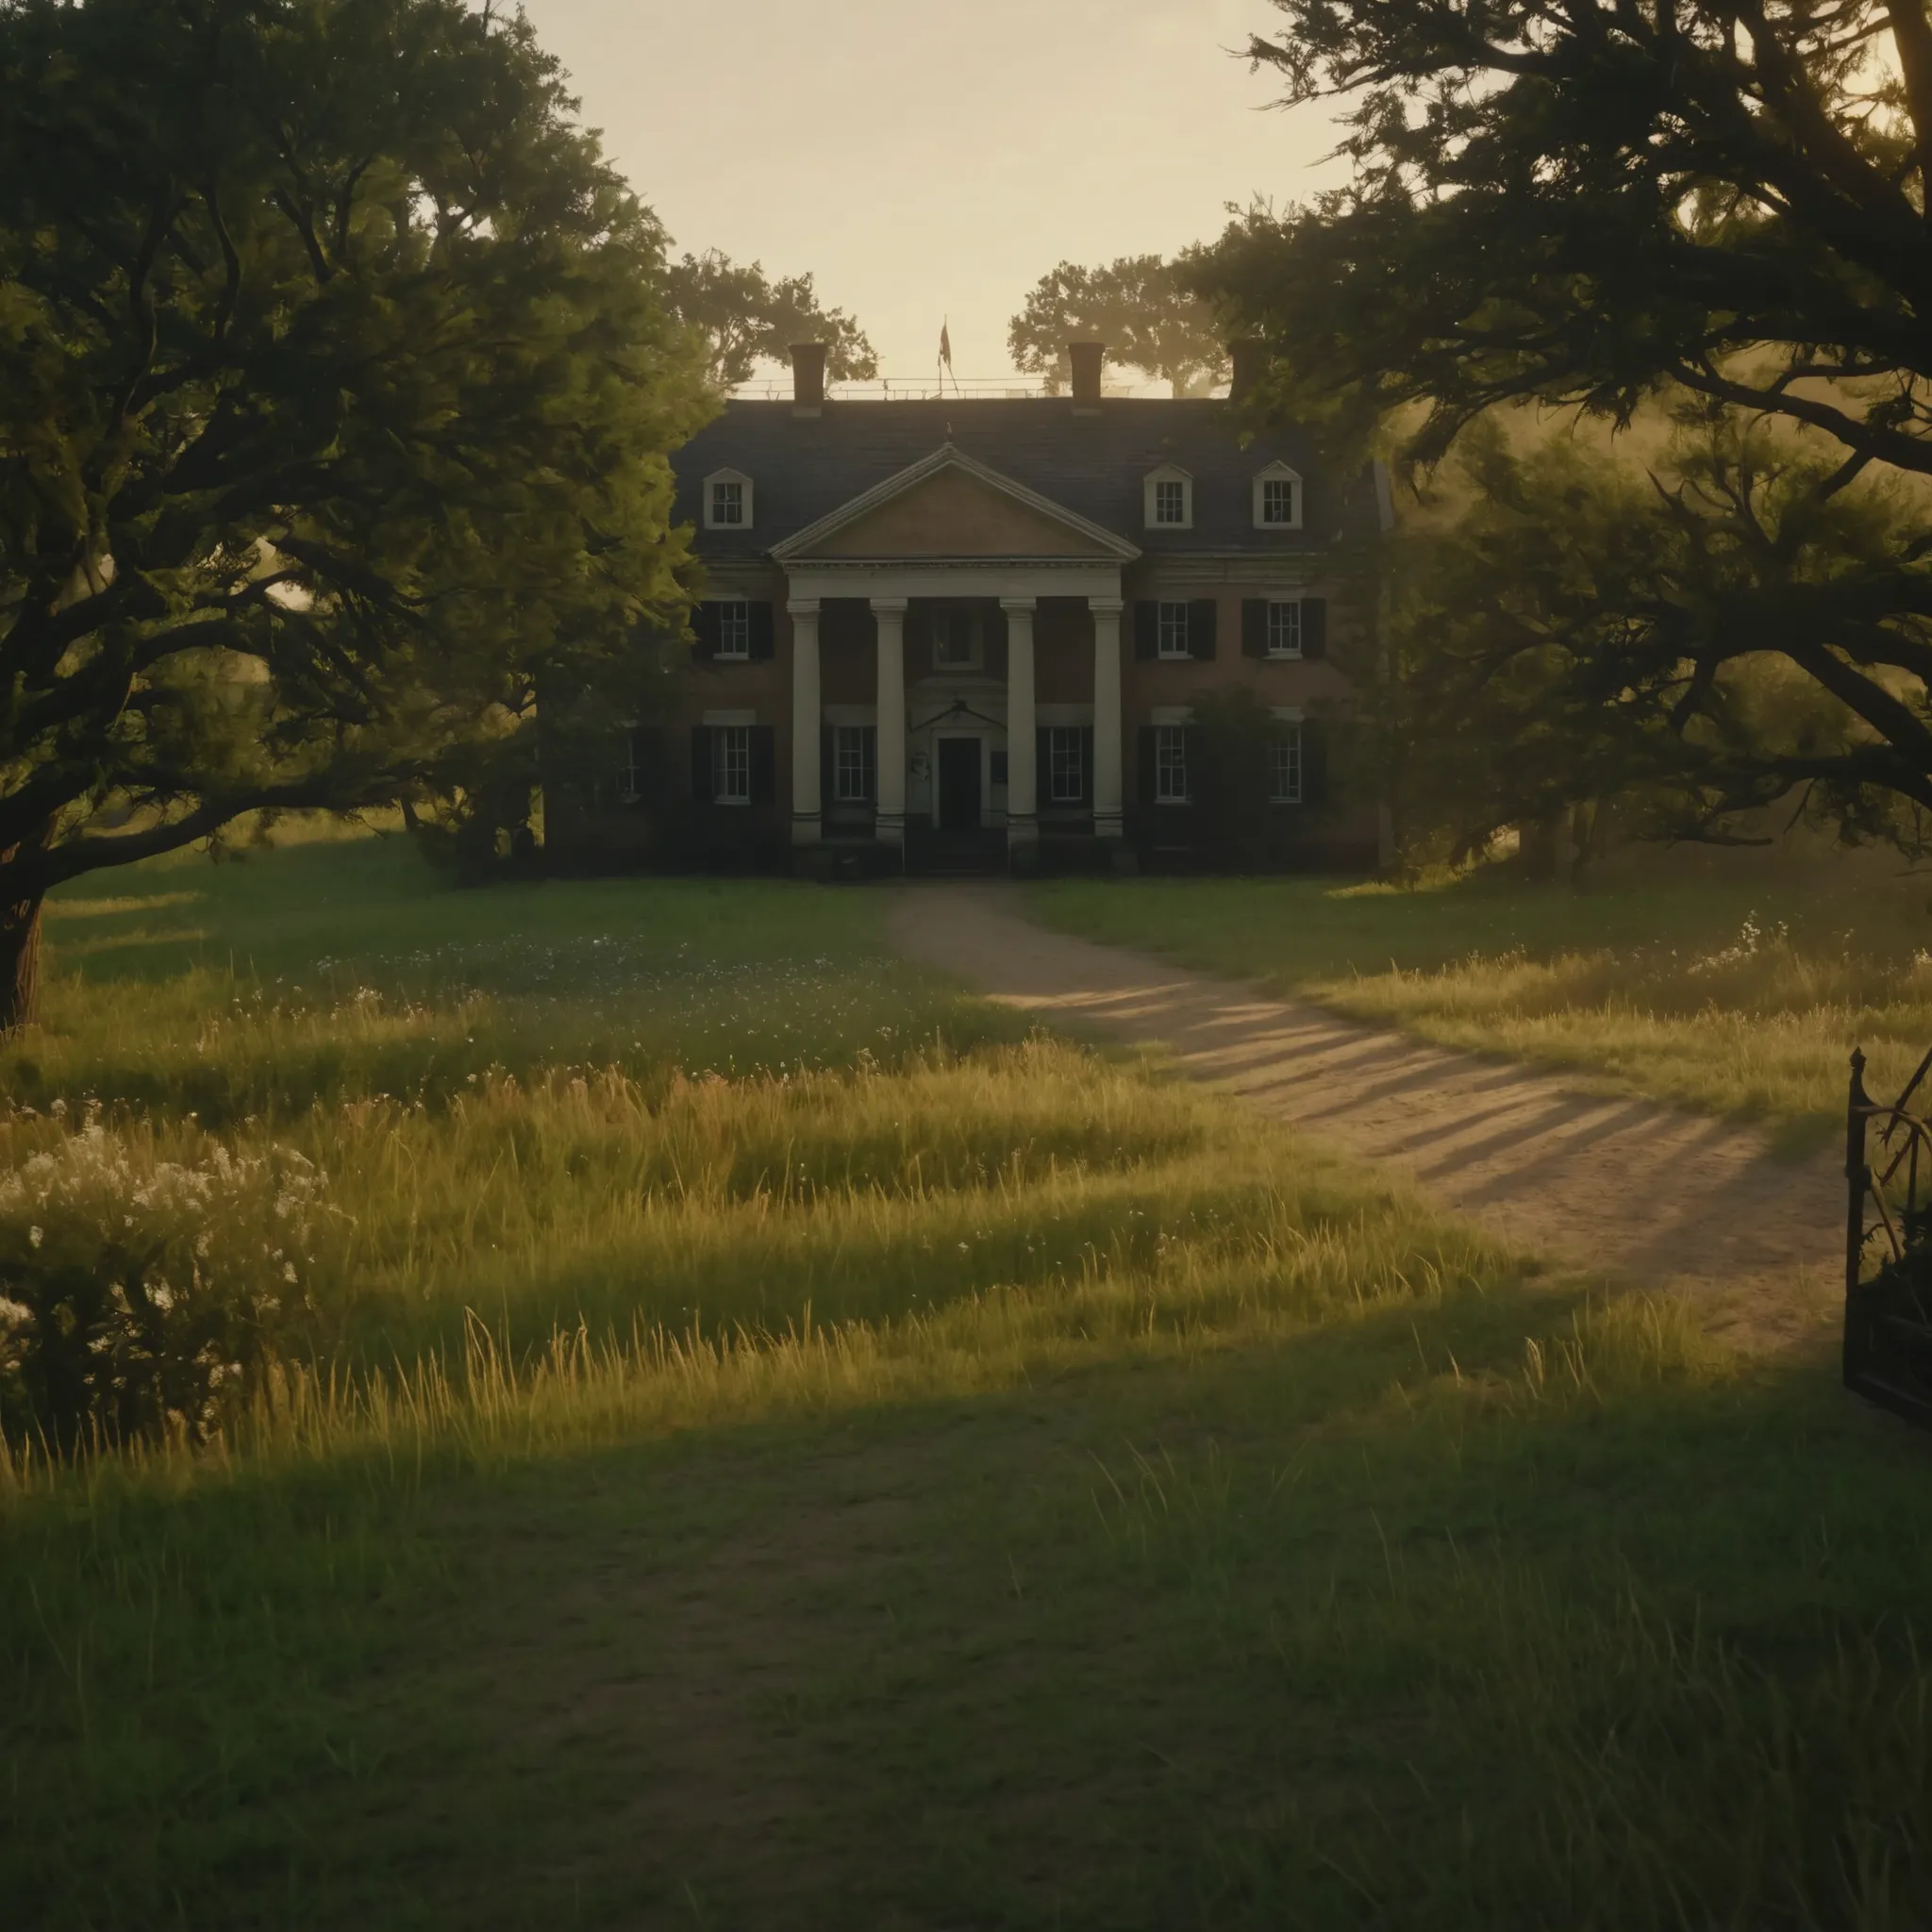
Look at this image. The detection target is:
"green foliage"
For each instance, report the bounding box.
[1193,0,1932,842]
[0,0,710,971]
[661,247,878,389]
[1008,253,1229,395]
[1381,410,1932,857]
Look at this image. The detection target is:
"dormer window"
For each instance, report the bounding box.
[704,469,754,530]
[1143,465,1193,530]
[1253,461,1303,530]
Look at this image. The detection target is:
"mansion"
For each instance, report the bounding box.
[547,341,1388,875]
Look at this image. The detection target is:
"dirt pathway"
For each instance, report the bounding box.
[889,884,1843,1346]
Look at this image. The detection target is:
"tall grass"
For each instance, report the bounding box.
[1030,868,1932,1132]
[5,838,1929,1929]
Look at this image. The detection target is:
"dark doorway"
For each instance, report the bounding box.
[936,738,982,831]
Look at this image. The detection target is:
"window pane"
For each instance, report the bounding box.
[1269,727,1303,804]
[835,725,875,803]
[1155,479,1185,524]
[715,724,751,803]
[712,481,743,525]
[1158,603,1190,656]
[1266,601,1301,657]
[1155,724,1188,802]
[619,731,641,804]
[1049,727,1084,803]
[1261,478,1294,525]
[717,600,751,657]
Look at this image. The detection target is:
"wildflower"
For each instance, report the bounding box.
[27,1225,42,1249]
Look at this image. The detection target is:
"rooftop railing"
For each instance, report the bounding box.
[724,375,1224,403]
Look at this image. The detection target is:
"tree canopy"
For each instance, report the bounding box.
[661,249,877,391]
[1008,255,1228,396]
[0,0,711,1022]
[1194,0,1932,846]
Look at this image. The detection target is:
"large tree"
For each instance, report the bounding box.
[1008,254,1229,396]
[661,249,877,391]
[1196,0,1932,843]
[0,0,708,1025]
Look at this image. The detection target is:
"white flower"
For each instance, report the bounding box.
[27,1225,42,1249]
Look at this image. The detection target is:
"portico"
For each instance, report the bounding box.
[770,446,1139,862]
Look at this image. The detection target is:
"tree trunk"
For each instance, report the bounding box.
[1519,811,1564,882]
[0,891,43,1032]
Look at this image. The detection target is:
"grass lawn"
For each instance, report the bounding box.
[4,837,1930,1928]
[1027,858,1932,1146]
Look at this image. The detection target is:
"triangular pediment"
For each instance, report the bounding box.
[771,446,1139,563]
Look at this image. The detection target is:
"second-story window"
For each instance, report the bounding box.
[1158,602,1191,659]
[1266,601,1302,658]
[931,606,981,671]
[713,600,751,659]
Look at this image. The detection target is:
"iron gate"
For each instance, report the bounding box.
[1845,1046,1932,1429]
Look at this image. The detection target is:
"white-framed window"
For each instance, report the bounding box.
[1155,724,1190,803]
[1157,602,1192,659]
[713,599,751,659]
[1266,600,1302,659]
[931,605,982,671]
[1253,462,1303,530]
[1143,465,1193,530]
[1048,727,1085,804]
[704,469,754,530]
[834,725,875,803]
[1269,725,1303,804]
[713,724,751,804]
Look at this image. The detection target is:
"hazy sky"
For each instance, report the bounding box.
[519,0,1345,383]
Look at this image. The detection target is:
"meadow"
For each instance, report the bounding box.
[1029,852,1932,1147]
[3,835,1930,1929]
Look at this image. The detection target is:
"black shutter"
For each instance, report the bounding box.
[691,602,721,663]
[690,725,714,803]
[821,724,835,811]
[1241,599,1267,659]
[749,601,775,659]
[1036,727,1052,811]
[1189,599,1217,660]
[1137,725,1157,805]
[1133,601,1158,660]
[750,725,777,806]
[1303,718,1329,806]
[1302,597,1328,661]
[1183,727,1201,802]
[1079,726,1094,807]
[861,725,877,803]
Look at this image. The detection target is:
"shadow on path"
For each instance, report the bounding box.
[888,884,1840,1349]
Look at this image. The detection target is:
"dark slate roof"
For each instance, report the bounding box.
[672,399,1370,561]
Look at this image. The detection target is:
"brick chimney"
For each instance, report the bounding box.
[1228,340,1269,405]
[791,341,826,417]
[1068,341,1105,415]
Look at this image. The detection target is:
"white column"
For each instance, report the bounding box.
[871,598,908,846]
[789,598,821,845]
[1091,594,1124,840]
[1003,596,1038,848]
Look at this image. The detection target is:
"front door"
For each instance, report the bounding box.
[936,738,981,831]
